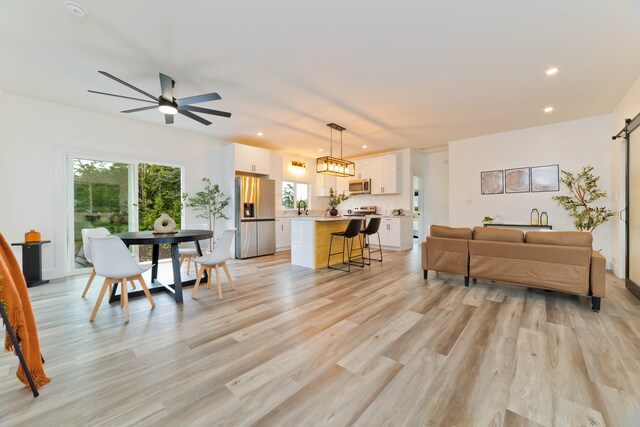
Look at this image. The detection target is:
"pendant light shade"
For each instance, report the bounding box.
[316,123,355,177]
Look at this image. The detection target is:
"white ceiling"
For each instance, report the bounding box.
[1,1,640,158]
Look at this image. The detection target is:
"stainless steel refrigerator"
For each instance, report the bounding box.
[235,176,276,259]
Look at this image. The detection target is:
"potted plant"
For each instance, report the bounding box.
[552,166,614,232]
[327,187,349,216]
[182,177,231,250]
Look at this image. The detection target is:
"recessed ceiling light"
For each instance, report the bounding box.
[545,67,559,76]
[65,1,87,18]
[362,145,367,148]
[257,132,263,136]
[318,148,323,152]
[543,106,554,113]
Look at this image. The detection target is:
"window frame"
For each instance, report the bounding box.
[281,180,309,210]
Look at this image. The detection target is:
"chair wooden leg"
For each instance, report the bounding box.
[90,278,111,321]
[207,266,212,289]
[215,265,223,300]
[192,264,204,298]
[222,261,235,290]
[81,268,96,298]
[180,254,185,268]
[187,256,192,275]
[136,275,155,308]
[129,279,136,290]
[122,278,129,323]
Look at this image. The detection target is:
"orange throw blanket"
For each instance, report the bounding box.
[0,233,50,388]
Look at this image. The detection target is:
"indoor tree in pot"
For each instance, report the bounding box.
[182,177,231,250]
[552,166,614,233]
[327,187,349,216]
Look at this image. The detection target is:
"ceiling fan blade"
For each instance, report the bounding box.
[178,105,231,118]
[176,92,221,106]
[178,109,212,126]
[98,71,158,102]
[121,105,159,113]
[165,114,174,124]
[159,73,174,101]
[87,90,157,104]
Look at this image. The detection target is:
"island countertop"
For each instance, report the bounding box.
[289,216,354,222]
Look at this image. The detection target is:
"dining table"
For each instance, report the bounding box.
[110,229,213,304]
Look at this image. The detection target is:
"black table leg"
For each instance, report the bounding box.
[171,243,183,303]
[108,280,120,303]
[151,244,159,283]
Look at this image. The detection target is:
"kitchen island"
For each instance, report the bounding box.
[290,217,364,269]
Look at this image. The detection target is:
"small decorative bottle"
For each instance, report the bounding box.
[540,212,548,226]
[530,208,539,225]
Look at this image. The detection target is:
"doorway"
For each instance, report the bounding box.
[412,175,423,240]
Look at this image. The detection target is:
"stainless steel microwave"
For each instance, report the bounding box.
[348,178,371,194]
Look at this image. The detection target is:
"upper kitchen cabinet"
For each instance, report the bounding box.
[315,173,337,197]
[232,143,271,175]
[367,153,400,194]
[354,157,373,180]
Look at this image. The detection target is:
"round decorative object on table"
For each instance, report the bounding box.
[154,213,177,233]
[329,208,339,217]
[25,229,41,243]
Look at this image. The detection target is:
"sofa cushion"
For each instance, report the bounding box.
[430,225,472,240]
[525,231,592,248]
[472,226,524,243]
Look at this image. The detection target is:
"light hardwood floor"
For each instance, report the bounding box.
[1,245,640,426]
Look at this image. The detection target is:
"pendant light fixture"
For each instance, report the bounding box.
[316,123,356,177]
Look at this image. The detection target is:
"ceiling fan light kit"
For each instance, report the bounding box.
[316,122,355,177]
[88,71,231,126]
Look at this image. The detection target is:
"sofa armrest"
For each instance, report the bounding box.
[590,251,606,298]
[425,236,469,277]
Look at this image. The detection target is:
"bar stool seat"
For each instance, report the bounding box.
[328,218,365,272]
[360,217,383,265]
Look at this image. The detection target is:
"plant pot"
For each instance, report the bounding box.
[329,208,338,217]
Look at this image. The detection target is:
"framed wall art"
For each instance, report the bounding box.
[505,167,530,193]
[531,164,559,192]
[481,170,504,195]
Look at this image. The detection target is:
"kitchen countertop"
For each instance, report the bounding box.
[289,216,353,221]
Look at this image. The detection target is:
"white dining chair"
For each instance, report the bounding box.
[81,227,136,297]
[191,229,236,300]
[88,236,155,323]
[179,223,210,274]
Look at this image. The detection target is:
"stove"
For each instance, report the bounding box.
[345,206,377,216]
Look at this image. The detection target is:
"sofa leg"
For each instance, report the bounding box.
[592,297,601,313]
[473,278,477,284]
[464,276,469,287]
[423,270,428,280]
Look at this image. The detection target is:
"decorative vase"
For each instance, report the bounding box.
[530,208,539,226]
[154,213,177,233]
[25,230,41,243]
[540,212,548,226]
[329,208,338,217]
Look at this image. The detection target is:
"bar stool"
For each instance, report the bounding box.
[328,218,365,272]
[360,217,383,265]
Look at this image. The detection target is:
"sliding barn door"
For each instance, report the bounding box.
[629,132,640,290]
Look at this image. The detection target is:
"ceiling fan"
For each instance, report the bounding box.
[88,71,231,126]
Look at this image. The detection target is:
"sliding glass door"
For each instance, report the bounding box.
[68,156,183,274]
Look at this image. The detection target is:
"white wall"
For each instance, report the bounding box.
[423,150,449,234]
[0,92,226,279]
[448,115,613,265]
[611,75,640,277]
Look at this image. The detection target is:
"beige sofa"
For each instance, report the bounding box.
[422,225,606,312]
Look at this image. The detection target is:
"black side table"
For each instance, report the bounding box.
[10,241,51,287]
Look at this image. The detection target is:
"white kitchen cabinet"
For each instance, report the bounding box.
[233,143,271,175]
[354,157,373,180]
[376,216,412,251]
[371,153,400,195]
[275,217,291,251]
[315,173,337,197]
